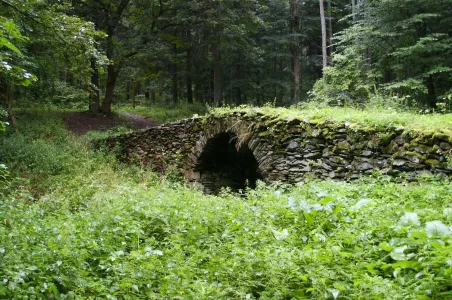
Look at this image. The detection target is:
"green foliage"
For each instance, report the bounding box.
[50,82,90,109]
[210,104,452,134]
[0,109,6,133]
[0,18,23,55]
[1,110,452,298]
[0,16,37,86]
[0,112,79,191]
[312,0,452,108]
[83,125,134,140]
[0,0,106,108]
[0,109,8,183]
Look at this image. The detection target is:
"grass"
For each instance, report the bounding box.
[116,102,208,124]
[211,103,452,134]
[116,101,452,135]
[0,110,452,299]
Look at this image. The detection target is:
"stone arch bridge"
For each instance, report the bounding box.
[102,110,452,193]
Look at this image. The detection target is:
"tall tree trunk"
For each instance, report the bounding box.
[194,82,201,103]
[172,71,178,104]
[320,0,328,69]
[137,81,142,95]
[208,75,214,105]
[426,75,437,108]
[186,48,193,104]
[234,62,241,105]
[90,58,100,113]
[236,87,242,105]
[151,90,156,103]
[290,0,301,104]
[194,61,204,103]
[101,34,118,114]
[256,78,262,105]
[126,81,131,101]
[144,80,150,101]
[102,64,119,114]
[213,45,222,106]
[327,0,333,56]
[132,80,136,109]
[171,44,179,104]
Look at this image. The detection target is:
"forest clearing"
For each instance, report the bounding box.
[1,0,452,299]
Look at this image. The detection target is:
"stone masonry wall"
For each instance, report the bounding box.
[100,111,452,183]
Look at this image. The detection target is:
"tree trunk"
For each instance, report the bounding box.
[132,80,136,109]
[234,62,241,105]
[101,33,118,114]
[213,45,222,106]
[126,81,131,101]
[320,0,328,70]
[102,64,119,114]
[186,48,193,104]
[194,63,203,103]
[256,78,261,105]
[236,87,242,105]
[137,81,142,95]
[194,82,201,103]
[290,0,301,104]
[426,75,437,108]
[144,80,150,101]
[171,65,178,104]
[327,0,333,56]
[171,44,179,104]
[90,59,100,113]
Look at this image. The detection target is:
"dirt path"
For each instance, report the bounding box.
[65,111,155,136]
[119,112,155,128]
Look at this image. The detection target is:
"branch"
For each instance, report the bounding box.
[1,0,71,46]
[110,0,131,32]
[149,0,164,34]
[1,0,41,24]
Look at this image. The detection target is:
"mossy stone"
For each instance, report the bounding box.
[433,133,452,143]
[384,141,399,154]
[258,131,272,137]
[337,141,351,151]
[309,119,324,125]
[403,151,427,161]
[425,159,441,167]
[377,132,396,146]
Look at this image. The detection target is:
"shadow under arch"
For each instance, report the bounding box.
[193,132,262,194]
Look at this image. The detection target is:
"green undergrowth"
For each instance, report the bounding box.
[1,111,452,299]
[117,103,208,124]
[211,104,452,135]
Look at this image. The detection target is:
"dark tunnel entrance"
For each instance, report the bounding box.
[195,132,262,194]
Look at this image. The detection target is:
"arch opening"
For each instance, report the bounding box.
[195,132,262,194]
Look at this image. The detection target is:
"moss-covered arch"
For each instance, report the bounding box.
[185,120,267,193]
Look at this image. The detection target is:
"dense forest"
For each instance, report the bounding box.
[1,0,451,118]
[1,0,452,299]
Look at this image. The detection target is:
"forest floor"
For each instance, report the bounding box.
[64,111,155,135]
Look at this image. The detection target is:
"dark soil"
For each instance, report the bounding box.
[65,111,155,136]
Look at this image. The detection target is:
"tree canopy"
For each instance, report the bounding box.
[0,0,450,114]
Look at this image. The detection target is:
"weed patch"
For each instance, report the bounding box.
[0,111,451,299]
